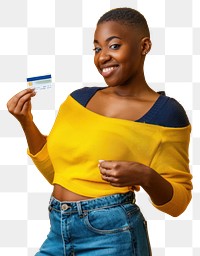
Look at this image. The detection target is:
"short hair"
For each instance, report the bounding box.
[97,7,150,38]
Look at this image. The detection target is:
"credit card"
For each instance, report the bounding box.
[27,74,52,90]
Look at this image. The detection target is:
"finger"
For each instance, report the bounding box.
[99,160,117,170]
[11,90,36,114]
[101,173,117,183]
[7,89,35,110]
[99,167,110,177]
[21,100,31,114]
[13,97,32,114]
[101,173,122,186]
[99,166,112,180]
[8,88,35,104]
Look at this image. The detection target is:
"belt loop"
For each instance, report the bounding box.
[76,202,84,217]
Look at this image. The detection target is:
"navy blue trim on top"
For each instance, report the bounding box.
[70,86,190,128]
[71,87,103,107]
[27,74,51,82]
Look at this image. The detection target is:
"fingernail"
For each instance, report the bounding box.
[98,160,104,163]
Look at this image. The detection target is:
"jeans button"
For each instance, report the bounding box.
[61,204,70,210]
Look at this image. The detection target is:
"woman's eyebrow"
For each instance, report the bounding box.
[93,36,122,44]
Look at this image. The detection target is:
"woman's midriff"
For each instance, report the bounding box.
[52,184,93,202]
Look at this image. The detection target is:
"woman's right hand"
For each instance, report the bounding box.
[7,88,36,126]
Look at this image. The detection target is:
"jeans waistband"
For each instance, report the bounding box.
[49,191,135,215]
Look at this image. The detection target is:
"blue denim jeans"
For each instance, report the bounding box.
[35,192,151,256]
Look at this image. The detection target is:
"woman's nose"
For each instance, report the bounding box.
[98,50,111,64]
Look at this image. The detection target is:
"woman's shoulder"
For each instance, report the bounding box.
[154,94,190,128]
[70,86,104,107]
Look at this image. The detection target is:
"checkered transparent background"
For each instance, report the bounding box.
[0,0,200,255]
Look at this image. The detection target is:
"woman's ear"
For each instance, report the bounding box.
[141,37,152,56]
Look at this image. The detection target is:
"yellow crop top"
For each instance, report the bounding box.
[28,94,192,217]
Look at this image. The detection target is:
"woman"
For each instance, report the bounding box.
[7,7,192,256]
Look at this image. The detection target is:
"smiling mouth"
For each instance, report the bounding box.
[101,66,119,77]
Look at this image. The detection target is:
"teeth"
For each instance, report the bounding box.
[102,67,115,73]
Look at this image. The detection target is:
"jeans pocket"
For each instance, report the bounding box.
[83,205,130,234]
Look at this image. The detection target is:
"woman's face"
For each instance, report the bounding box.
[93,21,145,87]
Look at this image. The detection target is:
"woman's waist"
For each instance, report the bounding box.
[49,189,136,213]
[52,174,132,199]
[52,184,93,201]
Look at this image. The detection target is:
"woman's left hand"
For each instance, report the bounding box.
[99,160,174,207]
[98,160,150,187]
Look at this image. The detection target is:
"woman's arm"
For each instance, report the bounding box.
[98,161,173,205]
[140,166,174,205]
[7,88,46,155]
[98,125,192,217]
[7,88,54,183]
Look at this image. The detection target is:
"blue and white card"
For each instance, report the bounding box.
[27,74,52,90]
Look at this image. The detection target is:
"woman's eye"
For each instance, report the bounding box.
[93,47,101,53]
[110,44,121,50]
